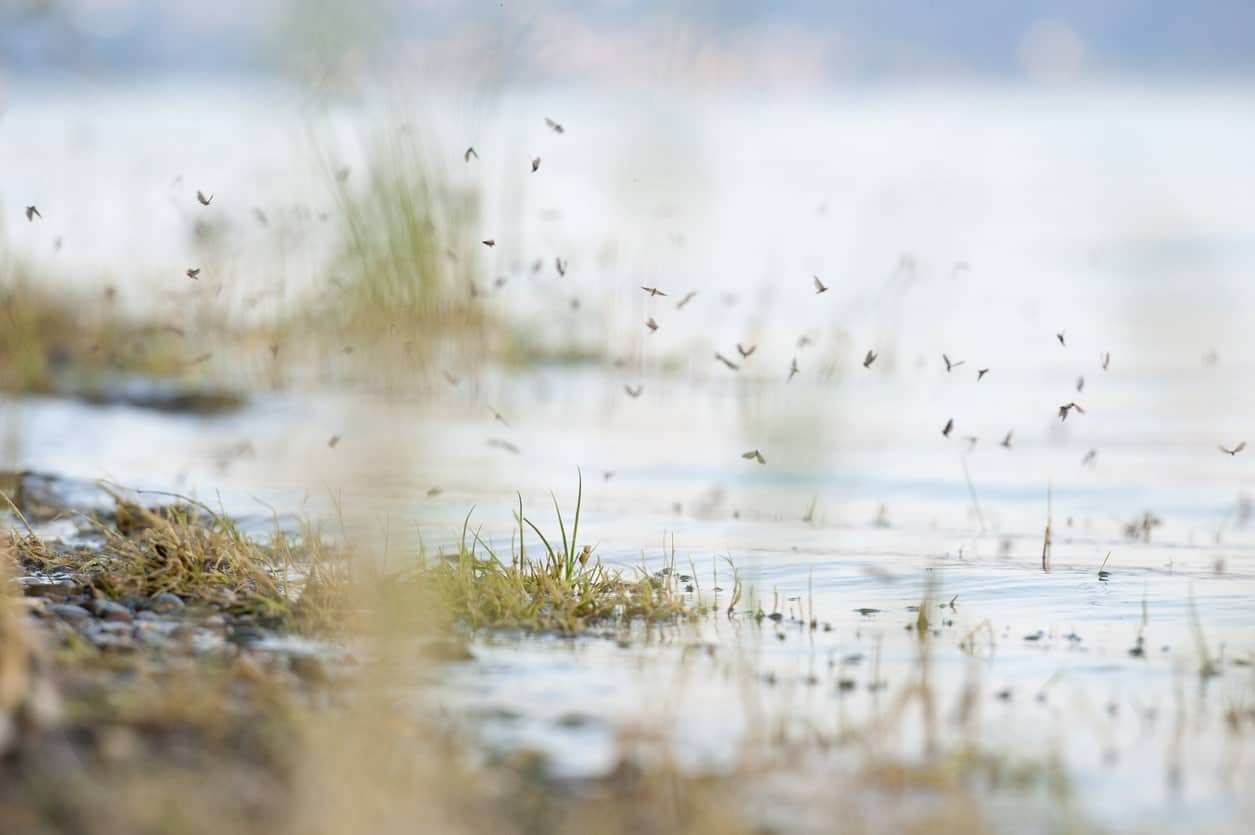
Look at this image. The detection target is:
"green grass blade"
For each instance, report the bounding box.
[459,506,476,556]
[523,516,556,562]
[516,493,527,567]
[552,491,569,564]
[569,468,583,575]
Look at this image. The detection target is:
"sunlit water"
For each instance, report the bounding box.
[3,80,1255,833]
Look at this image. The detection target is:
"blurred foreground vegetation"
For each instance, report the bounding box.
[0,475,1077,835]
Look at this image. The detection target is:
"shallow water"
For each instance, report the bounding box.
[4,80,1255,832]
[6,369,1255,833]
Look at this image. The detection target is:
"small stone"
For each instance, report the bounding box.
[135,630,169,647]
[90,633,136,653]
[90,599,133,623]
[289,655,325,683]
[147,592,184,613]
[228,625,265,646]
[46,603,91,623]
[20,580,79,599]
[555,712,594,729]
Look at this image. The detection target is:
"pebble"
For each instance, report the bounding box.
[555,711,594,729]
[90,633,136,653]
[20,580,79,599]
[147,592,184,613]
[228,625,266,646]
[289,655,326,683]
[90,599,133,623]
[135,630,170,648]
[46,603,92,623]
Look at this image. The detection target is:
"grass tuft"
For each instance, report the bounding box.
[385,478,692,634]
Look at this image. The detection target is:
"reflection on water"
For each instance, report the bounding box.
[4,81,1255,833]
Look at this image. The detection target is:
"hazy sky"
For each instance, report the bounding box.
[2,0,1253,85]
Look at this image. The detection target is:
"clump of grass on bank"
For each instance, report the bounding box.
[378,475,693,635]
[6,470,692,641]
[7,489,341,626]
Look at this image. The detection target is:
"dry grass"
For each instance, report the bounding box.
[6,488,344,630]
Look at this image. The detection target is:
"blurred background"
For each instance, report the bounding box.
[4,1,1255,80]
